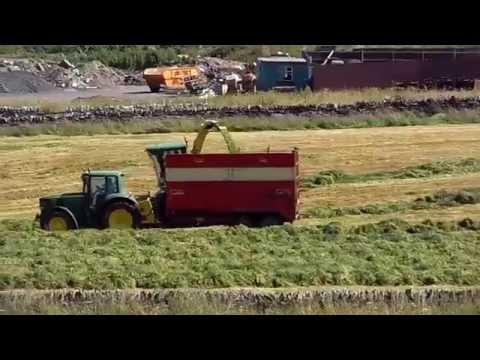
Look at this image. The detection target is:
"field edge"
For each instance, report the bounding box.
[3,286,479,304]
[2,286,480,314]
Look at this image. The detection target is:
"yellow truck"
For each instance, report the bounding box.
[143,66,201,92]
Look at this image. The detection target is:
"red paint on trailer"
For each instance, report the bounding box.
[164,151,299,224]
[166,181,297,222]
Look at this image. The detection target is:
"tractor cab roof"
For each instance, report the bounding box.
[146,143,186,155]
[82,170,124,177]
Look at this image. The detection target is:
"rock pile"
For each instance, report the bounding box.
[196,57,246,79]
[124,72,146,86]
[0,71,55,94]
[0,58,139,93]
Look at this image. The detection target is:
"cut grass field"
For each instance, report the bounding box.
[3,122,480,309]
[2,123,480,223]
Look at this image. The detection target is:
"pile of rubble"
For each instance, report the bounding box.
[185,57,250,97]
[42,59,127,89]
[0,58,143,93]
[0,55,249,95]
[0,58,50,73]
[2,96,480,126]
[196,57,246,79]
[124,72,146,86]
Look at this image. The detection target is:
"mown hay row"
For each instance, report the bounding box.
[305,159,480,187]
[303,188,480,219]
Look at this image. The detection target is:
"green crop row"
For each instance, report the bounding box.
[1,218,480,290]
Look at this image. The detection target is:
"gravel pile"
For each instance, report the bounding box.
[0,71,55,94]
[0,58,138,93]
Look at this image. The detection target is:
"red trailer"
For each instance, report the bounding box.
[162,151,300,227]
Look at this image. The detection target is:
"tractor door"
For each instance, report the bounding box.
[88,176,119,210]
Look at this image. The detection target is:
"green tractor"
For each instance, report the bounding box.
[38,143,187,231]
[39,170,141,231]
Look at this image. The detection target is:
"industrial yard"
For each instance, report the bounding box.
[2,45,480,314]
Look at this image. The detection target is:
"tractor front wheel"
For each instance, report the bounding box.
[41,210,76,231]
[103,202,140,229]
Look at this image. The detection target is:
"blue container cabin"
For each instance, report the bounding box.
[256,56,310,91]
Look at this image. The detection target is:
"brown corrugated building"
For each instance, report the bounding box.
[304,47,480,91]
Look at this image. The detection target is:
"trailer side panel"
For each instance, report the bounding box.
[164,152,299,223]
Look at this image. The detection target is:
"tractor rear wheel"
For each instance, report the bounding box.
[42,210,76,231]
[259,214,283,227]
[103,202,140,229]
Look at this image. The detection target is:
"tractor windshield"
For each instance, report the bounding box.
[89,175,119,208]
[90,176,119,196]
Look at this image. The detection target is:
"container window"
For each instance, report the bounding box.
[284,66,293,81]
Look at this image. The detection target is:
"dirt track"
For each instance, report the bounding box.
[0,85,174,102]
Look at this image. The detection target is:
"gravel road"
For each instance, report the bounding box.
[0,85,182,103]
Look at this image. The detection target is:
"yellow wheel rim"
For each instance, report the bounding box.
[48,216,68,231]
[108,209,133,229]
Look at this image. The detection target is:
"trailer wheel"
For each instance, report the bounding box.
[103,202,140,229]
[259,215,283,227]
[236,215,255,227]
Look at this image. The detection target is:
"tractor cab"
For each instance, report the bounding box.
[146,143,187,189]
[81,170,127,208]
